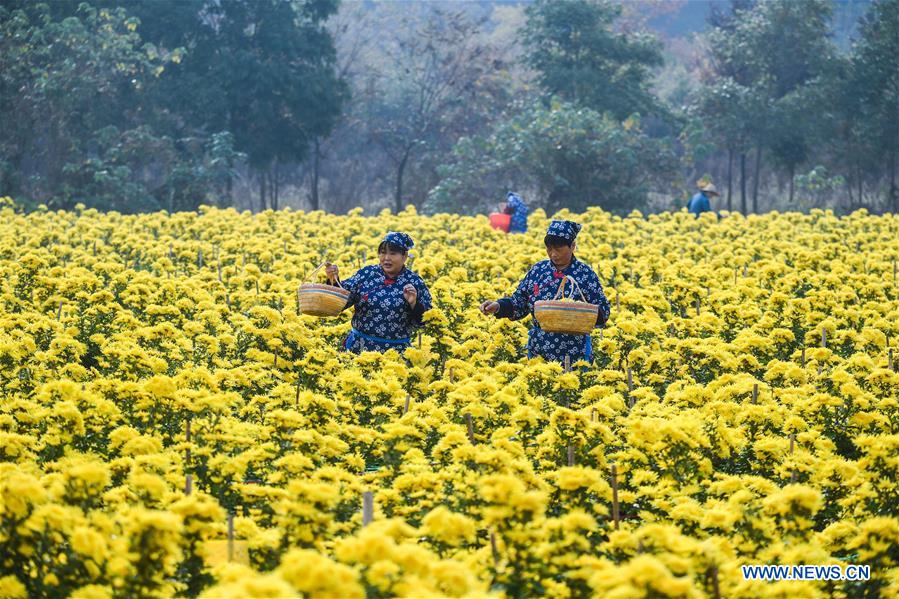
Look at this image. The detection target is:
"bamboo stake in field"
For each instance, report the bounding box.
[626,367,634,409]
[56,301,63,321]
[790,434,797,483]
[227,513,235,562]
[567,444,575,466]
[185,417,192,467]
[466,413,476,444]
[403,396,410,415]
[490,532,500,566]
[752,383,758,404]
[185,474,193,495]
[695,297,701,315]
[197,248,203,268]
[709,565,721,599]
[362,492,374,526]
[611,464,620,530]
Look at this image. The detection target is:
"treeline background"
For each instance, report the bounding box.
[1,0,896,216]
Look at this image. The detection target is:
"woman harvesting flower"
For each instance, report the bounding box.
[325,232,432,353]
[479,220,610,364]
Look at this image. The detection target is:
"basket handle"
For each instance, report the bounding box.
[552,275,588,302]
[307,261,343,289]
[552,276,570,300]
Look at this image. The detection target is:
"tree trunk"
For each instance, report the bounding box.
[271,162,279,211]
[890,149,897,214]
[789,163,795,204]
[395,148,411,214]
[752,145,761,213]
[846,167,855,206]
[857,163,863,208]
[726,148,733,212]
[259,169,267,212]
[740,152,747,215]
[310,137,321,211]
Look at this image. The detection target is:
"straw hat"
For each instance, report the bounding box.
[698,182,719,196]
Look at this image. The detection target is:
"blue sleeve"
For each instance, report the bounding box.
[590,274,611,326]
[339,268,364,309]
[495,268,533,321]
[409,276,432,325]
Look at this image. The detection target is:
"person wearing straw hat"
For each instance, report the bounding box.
[324,232,432,353]
[688,181,718,217]
[479,220,611,364]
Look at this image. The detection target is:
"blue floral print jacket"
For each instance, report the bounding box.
[494,257,610,363]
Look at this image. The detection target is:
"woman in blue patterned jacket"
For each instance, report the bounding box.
[479,220,611,364]
[325,232,432,353]
[503,192,529,233]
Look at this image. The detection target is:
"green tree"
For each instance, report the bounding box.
[121,0,347,211]
[698,0,837,211]
[851,0,899,212]
[0,2,251,212]
[698,0,757,213]
[748,0,837,205]
[522,0,663,119]
[360,4,509,213]
[0,3,173,210]
[426,99,678,215]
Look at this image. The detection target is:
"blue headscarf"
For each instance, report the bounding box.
[382,231,414,251]
[546,220,582,242]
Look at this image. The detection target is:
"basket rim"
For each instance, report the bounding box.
[299,283,351,295]
[534,299,598,310]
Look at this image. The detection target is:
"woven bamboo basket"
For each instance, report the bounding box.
[534,276,598,335]
[298,263,351,317]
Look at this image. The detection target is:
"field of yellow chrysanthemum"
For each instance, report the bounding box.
[0,199,897,598]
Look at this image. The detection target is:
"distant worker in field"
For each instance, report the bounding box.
[503,191,529,233]
[688,180,718,217]
[479,220,610,365]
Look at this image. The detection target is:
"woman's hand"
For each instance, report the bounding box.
[480,300,499,315]
[403,284,417,307]
[325,262,339,283]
